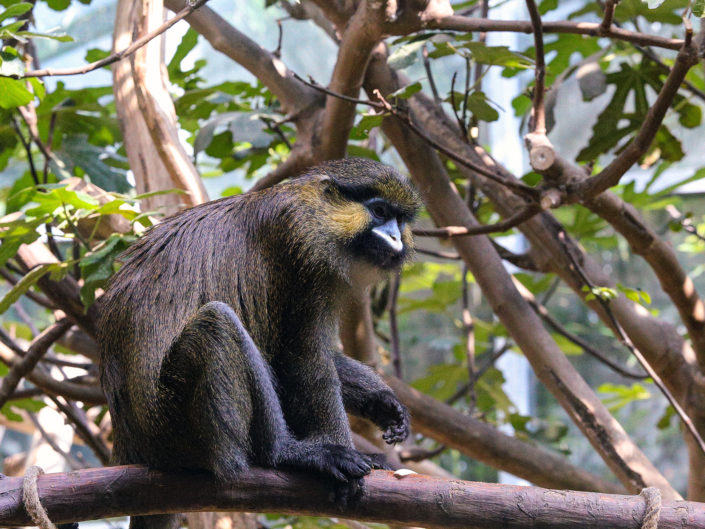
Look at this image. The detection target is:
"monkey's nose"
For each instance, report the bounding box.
[372,219,404,253]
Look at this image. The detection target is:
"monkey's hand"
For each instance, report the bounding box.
[366,390,410,445]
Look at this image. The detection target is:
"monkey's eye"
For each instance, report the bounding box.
[367,201,388,221]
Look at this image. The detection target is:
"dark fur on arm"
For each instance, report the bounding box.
[334,353,409,444]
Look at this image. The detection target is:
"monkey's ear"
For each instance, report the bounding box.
[317,174,335,194]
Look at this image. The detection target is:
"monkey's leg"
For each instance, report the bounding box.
[334,353,410,445]
[161,301,373,481]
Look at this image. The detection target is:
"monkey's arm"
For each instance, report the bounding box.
[334,353,409,444]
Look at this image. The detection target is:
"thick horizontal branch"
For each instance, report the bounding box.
[433,15,684,50]
[385,376,624,493]
[1,465,703,528]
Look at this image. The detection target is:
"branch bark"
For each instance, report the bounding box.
[385,376,624,494]
[364,51,680,499]
[0,465,701,529]
[432,15,685,50]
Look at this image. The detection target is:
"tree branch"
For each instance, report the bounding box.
[3,466,691,528]
[525,0,546,135]
[433,15,685,50]
[2,0,211,78]
[412,204,542,237]
[0,319,72,409]
[575,43,699,199]
[364,50,680,498]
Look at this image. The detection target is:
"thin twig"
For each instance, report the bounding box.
[526,297,648,379]
[386,272,402,379]
[525,0,546,135]
[50,396,111,464]
[557,230,705,456]
[446,343,513,406]
[274,19,284,58]
[0,319,72,409]
[461,266,477,412]
[433,16,684,51]
[292,73,539,198]
[412,204,542,238]
[600,0,619,33]
[27,412,85,470]
[450,72,467,139]
[10,116,39,185]
[422,45,440,103]
[415,247,461,260]
[3,0,211,78]
[490,240,538,271]
[398,444,447,463]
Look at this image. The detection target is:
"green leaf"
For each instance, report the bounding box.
[84,48,110,63]
[388,41,424,69]
[9,397,46,412]
[79,234,135,306]
[194,112,272,156]
[0,262,63,315]
[0,403,22,422]
[15,29,73,41]
[390,81,422,100]
[657,405,675,429]
[464,92,500,122]
[0,77,33,108]
[694,0,705,16]
[350,113,384,140]
[0,20,23,39]
[46,0,70,11]
[168,28,198,76]
[458,42,532,68]
[0,2,31,23]
[598,382,650,412]
[0,47,24,77]
[678,102,702,128]
[54,135,130,192]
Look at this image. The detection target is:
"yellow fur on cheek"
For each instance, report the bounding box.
[327,202,370,241]
[402,226,414,249]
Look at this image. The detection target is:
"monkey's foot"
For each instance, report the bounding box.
[333,476,365,508]
[365,452,394,470]
[277,442,373,483]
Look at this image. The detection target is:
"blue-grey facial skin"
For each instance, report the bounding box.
[372,218,404,253]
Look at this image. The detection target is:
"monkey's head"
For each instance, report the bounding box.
[299,158,421,286]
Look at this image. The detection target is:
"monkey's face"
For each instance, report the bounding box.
[348,197,414,270]
[299,158,421,285]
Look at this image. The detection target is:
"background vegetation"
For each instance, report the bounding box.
[0,0,704,526]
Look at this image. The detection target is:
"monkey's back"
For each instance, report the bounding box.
[98,186,322,463]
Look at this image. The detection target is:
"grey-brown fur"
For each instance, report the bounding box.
[98,159,420,529]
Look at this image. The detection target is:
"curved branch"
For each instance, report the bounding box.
[385,376,624,493]
[433,15,685,50]
[1,466,700,528]
[412,204,541,237]
[575,44,699,200]
[0,319,72,408]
